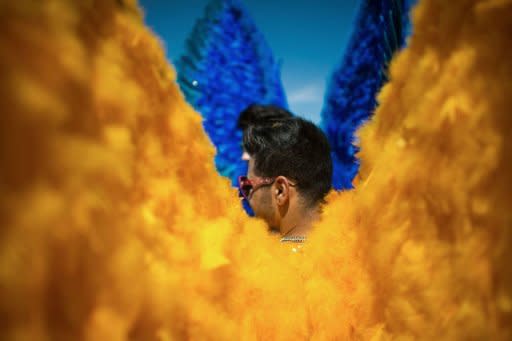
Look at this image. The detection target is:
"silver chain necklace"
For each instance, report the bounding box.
[280,236,306,243]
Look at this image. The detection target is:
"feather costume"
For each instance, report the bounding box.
[0,0,511,339]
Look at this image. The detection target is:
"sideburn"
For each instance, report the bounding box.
[259,187,276,228]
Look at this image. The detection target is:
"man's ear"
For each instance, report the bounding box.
[274,176,291,206]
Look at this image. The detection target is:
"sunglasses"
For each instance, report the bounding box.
[238,176,275,201]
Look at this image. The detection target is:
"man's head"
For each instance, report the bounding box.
[238,104,293,131]
[237,104,293,161]
[239,116,332,234]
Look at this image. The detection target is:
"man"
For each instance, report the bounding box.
[237,104,293,160]
[238,114,333,242]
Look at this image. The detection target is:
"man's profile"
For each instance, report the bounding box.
[238,113,333,242]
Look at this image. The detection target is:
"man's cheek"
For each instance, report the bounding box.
[250,199,262,217]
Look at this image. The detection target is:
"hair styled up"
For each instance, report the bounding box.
[243,116,333,207]
[237,104,293,131]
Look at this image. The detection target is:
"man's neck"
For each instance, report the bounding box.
[280,206,320,237]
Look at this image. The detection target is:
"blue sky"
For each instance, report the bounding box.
[139,0,360,123]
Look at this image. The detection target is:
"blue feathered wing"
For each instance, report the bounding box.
[321,0,415,190]
[176,0,288,186]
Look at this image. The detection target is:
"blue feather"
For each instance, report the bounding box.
[176,0,287,188]
[320,0,415,190]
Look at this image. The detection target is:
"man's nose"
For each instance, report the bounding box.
[241,151,250,161]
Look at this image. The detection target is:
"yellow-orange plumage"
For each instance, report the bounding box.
[0,0,511,339]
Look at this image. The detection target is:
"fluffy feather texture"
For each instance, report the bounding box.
[0,0,511,340]
[175,0,288,186]
[321,0,414,189]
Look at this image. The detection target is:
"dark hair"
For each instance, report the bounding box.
[243,116,332,207]
[237,104,293,131]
